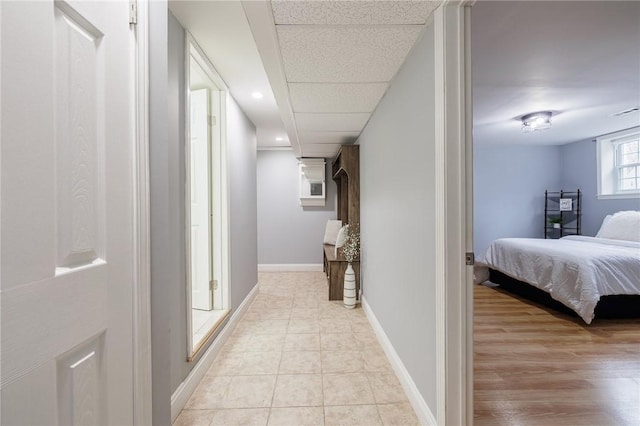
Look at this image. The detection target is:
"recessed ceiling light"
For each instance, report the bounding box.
[275,137,284,141]
[251,92,264,99]
[521,111,552,133]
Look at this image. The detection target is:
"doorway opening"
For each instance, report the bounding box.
[186,36,230,360]
[470,2,640,424]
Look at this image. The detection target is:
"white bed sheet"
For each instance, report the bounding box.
[477,236,640,324]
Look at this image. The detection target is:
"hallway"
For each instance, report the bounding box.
[174,272,419,425]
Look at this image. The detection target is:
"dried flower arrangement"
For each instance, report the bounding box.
[342,223,360,263]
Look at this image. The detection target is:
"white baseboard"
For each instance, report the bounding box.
[362,296,437,426]
[170,283,259,423]
[258,264,323,272]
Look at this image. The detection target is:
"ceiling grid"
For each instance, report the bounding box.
[172,1,639,157]
[270,0,440,158]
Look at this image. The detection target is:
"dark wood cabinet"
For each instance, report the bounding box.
[332,145,360,226]
[323,145,360,300]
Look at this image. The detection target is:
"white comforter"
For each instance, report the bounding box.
[477,236,640,324]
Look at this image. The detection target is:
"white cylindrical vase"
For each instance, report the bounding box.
[343,263,356,309]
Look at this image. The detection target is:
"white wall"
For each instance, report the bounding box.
[257,150,337,265]
[357,24,438,418]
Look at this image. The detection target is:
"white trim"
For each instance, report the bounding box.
[184,34,194,357]
[258,264,323,272]
[437,2,473,425]
[362,297,437,426]
[186,33,230,93]
[170,282,259,423]
[131,1,153,424]
[597,192,640,200]
[463,3,475,424]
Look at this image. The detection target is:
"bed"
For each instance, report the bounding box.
[476,211,640,324]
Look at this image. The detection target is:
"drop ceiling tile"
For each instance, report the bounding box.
[272,1,439,25]
[295,113,370,132]
[277,26,423,83]
[299,132,360,145]
[289,83,387,113]
[301,144,343,158]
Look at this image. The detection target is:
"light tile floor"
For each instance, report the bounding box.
[174,272,420,426]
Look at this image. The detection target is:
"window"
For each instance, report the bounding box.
[617,139,640,192]
[597,127,640,199]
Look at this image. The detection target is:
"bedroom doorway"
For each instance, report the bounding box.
[469,2,640,425]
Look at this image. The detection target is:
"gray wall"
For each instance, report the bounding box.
[227,98,259,309]
[357,24,438,417]
[473,144,562,255]
[257,150,337,265]
[560,138,640,236]
[160,10,258,407]
[472,138,640,256]
[167,12,189,396]
[150,2,171,424]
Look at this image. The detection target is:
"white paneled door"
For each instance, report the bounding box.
[1,1,137,425]
[190,88,213,312]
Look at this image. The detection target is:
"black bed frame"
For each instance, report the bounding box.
[489,269,640,320]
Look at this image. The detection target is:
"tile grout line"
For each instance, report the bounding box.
[319,326,326,425]
[266,283,286,426]
[179,272,419,425]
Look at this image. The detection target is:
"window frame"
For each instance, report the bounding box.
[596,126,640,199]
[615,139,640,193]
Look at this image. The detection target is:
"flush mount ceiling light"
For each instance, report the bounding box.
[251,91,264,99]
[521,111,553,133]
[275,137,284,141]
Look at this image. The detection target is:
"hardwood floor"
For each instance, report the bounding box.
[474,283,640,426]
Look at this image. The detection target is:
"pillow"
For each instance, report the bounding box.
[323,220,343,245]
[334,226,348,257]
[596,211,640,242]
[595,215,612,238]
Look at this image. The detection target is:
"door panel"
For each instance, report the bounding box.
[1,1,134,424]
[56,334,106,425]
[55,1,105,270]
[190,88,213,311]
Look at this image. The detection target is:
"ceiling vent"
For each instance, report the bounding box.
[610,107,639,117]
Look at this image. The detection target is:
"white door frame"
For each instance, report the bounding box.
[184,32,232,360]
[435,1,474,425]
[132,1,153,424]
